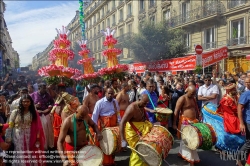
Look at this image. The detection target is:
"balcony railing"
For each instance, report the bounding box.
[119,18,124,23]
[149,2,156,9]
[228,0,246,9]
[202,42,217,50]
[139,8,145,14]
[227,36,247,46]
[127,13,133,19]
[168,1,225,28]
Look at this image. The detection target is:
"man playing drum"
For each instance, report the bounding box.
[58,105,103,166]
[120,94,153,166]
[92,88,121,166]
[173,85,200,166]
[116,83,130,119]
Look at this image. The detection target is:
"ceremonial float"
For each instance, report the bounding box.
[98,28,129,80]
[202,102,245,152]
[38,26,81,85]
[76,40,99,86]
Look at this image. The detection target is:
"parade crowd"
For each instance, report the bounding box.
[0,69,250,166]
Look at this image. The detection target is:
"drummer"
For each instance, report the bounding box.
[173,85,200,166]
[141,79,158,124]
[57,105,103,166]
[120,94,153,166]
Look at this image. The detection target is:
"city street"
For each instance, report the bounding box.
[114,139,237,166]
[46,137,238,166]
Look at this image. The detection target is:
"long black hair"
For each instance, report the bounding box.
[18,94,37,122]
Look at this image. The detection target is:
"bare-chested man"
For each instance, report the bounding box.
[173,85,200,166]
[116,83,130,119]
[120,94,153,166]
[58,105,103,166]
[111,79,120,98]
[83,84,100,117]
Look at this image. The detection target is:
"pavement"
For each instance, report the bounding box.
[47,137,239,166]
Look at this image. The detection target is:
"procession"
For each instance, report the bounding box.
[1,0,250,166]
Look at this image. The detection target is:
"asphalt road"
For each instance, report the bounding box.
[46,137,239,166]
[114,138,238,166]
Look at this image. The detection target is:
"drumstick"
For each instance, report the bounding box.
[127,146,148,157]
[83,154,96,161]
[163,159,170,166]
[176,128,188,138]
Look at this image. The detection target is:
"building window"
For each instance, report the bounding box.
[120,28,123,36]
[139,0,144,12]
[98,39,101,50]
[150,16,155,23]
[98,25,100,33]
[128,24,132,33]
[229,19,245,45]
[102,8,104,17]
[120,9,123,20]
[112,1,115,8]
[181,1,190,23]
[184,33,190,48]
[149,0,155,8]
[204,27,215,49]
[128,3,132,15]
[112,14,116,24]
[228,0,246,9]
[163,10,170,21]
[102,21,105,29]
[107,18,110,27]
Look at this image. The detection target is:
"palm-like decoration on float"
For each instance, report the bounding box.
[98,27,129,80]
[38,26,81,85]
[76,40,99,85]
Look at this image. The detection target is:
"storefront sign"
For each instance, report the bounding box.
[202,46,228,67]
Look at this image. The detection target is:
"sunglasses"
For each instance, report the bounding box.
[204,79,211,81]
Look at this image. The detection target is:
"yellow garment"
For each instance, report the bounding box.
[125,121,153,166]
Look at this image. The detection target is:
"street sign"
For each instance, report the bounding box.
[195,45,203,55]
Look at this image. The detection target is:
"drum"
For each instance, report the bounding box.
[135,125,174,166]
[181,123,217,150]
[202,102,245,152]
[155,107,172,122]
[99,126,121,155]
[76,145,103,166]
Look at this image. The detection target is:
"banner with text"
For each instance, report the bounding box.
[129,55,196,73]
[202,46,228,67]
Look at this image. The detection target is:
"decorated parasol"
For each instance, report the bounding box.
[38,26,81,85]
[76,40,100,86]
[98,27,129,80]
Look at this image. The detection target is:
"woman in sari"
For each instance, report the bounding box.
[5,94,45,166]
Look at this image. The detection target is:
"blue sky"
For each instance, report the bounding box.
[4,1,79,67]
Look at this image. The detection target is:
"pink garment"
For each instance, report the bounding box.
[29,112,46,166]
[0,137,3,143]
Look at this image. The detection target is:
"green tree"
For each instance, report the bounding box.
[122,21,188,62]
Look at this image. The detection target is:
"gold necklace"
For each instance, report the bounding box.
[136,102,146,121]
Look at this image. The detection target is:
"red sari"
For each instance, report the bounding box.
[219,95,240,134]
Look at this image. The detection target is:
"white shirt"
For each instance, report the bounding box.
[82,84,90,101]
[91,97,120,124]
[198,84,219,106]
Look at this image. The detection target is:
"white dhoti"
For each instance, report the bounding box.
[40,114,54,150]
[178,124,200,164]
